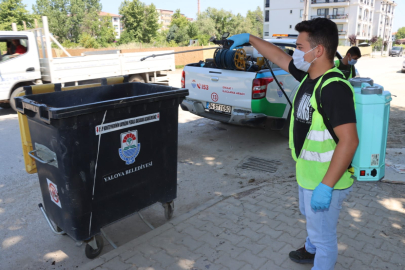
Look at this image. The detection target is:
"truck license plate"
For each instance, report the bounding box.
[206,102,231,114]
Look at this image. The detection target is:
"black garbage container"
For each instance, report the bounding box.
[16,82,188,258]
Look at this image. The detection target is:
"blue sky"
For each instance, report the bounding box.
[23,0,405,33]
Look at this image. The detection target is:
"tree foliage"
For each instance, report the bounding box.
[0,0,34,31]
[395,27,405,41]
[33,0,104,43]
[119,0,159,43]
[33,0,71,41]
[348,34,357,46]
[246,7,263,37]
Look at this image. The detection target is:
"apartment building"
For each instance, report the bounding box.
[99,11,123,39]
[157,9,174,30]
[263,0,396,47]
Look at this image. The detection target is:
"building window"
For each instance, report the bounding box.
[317,9,329,16]
[265,10,269,22]
[290,10,292,14]
[337,24,343,32]
[290,25,292,29]
[300,9,303,18]
[333,8,344,15]
[265,0,269,8]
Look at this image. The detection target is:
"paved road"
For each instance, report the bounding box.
[0,55,404,269]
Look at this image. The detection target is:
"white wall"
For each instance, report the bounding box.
[264,0,303,37]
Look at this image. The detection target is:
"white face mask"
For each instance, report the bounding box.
[293,46,318,72]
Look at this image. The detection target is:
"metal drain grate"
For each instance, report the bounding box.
[239,156,281,173]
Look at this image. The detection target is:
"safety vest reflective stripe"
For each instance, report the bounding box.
[306,129,333,142]
[300,149,334,163]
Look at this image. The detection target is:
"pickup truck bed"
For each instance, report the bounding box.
[181,63,297,127]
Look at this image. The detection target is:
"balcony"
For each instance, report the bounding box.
[264,32,269,36]
[312,0,349,3]
[311,14,348,20]
[310,0,350,7]
[311,14,349,23]
[338,31,347,35]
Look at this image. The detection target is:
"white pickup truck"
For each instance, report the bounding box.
[180,38,299,135]
[0,16,175,110]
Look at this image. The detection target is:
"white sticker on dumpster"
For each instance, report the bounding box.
[95,113,160,135]
[47,178,62,208]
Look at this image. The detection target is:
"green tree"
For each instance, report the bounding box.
[246,7,263,37]
[142,4,159,43]
[69,0,86,42]
[97,15,116,47]
[33,0,72,42]
[119,0,146,42]
[0,0,34,31]
[170,9,189,29]
[187,22,199,39]
[395,27,405,40]
[194,16,217,37]
[81,0,103,37]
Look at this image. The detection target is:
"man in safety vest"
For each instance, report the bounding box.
[228,18,359,270]
[335,46,361,80]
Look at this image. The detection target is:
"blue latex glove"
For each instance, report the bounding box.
[311,183,333,211]
[228,33,250,50]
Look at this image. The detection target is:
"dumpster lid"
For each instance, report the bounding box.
[16,83,188,122]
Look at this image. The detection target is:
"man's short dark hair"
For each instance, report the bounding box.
[295,18,338,62]
[347,46,361,58]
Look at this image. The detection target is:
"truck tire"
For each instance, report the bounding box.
[10,87,25,112]
[128,75,145,83]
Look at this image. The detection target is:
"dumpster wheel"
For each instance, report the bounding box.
[163,201,174,220]
[85,235,104,259]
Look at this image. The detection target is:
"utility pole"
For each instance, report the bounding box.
[303,0,310,21]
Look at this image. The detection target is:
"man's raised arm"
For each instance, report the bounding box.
[228,34,293,73]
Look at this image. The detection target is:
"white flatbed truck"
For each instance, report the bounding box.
[0,16,175,110]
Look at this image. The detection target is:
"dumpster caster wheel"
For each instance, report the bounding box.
[85,235,104,259]
[163,201,174,220]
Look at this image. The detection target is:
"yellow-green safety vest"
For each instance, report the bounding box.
[334,59,355,80]
[289,67,355,190]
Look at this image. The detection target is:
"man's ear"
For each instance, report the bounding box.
[315,45,325,58]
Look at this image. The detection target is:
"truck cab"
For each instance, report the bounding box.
[0,32,41,105]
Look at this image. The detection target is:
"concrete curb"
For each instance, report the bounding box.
[79,183,270,270]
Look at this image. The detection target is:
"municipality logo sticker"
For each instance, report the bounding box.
[119,130,141,165]
[191,80,197,88]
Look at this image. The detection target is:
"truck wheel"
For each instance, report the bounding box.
[128,75,145,83]
[10,87,25,112]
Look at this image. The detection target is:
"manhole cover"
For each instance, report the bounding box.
[238,156,281,173]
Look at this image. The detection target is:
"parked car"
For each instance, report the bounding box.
[402,57,405,73]
[389,46,404,57]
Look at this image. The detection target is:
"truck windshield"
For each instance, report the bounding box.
[271,43,296,69]
[392,47,401,51]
